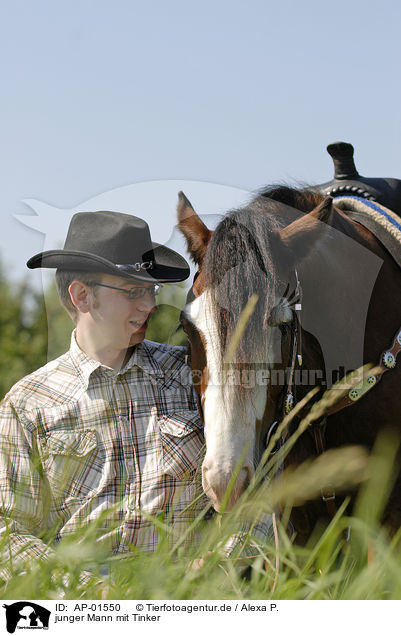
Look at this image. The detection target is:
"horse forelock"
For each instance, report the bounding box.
[202,200,286,377]
[194,187,328,404]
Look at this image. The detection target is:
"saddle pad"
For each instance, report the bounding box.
[333,196,401,270]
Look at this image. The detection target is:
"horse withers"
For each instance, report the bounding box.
[177,187,401,543]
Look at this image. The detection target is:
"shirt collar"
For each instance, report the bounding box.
[69,332,163,387]
[69,331,103,387]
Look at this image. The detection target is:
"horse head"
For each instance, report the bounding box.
[177,190,335,512]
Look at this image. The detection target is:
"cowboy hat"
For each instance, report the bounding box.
[27,210,190,283]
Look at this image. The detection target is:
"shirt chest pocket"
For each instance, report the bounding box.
[42,430,101,500]
[158,411,205,480]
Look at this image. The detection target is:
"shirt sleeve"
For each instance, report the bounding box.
[0,396,55,581]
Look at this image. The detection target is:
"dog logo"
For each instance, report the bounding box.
[3,603,51,633]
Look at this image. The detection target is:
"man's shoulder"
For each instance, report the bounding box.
[142,339,187,369]
[2,351,80,411]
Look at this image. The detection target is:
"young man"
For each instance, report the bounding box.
[0,210,208,580]
[0,210,271,583]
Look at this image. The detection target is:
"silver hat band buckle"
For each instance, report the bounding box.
[116,261,154,273]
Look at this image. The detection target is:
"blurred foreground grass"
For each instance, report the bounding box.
[2,424,400,601]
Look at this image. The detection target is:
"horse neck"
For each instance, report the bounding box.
[296,208,388,387]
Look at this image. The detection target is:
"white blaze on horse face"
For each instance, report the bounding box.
[188,291,267,511]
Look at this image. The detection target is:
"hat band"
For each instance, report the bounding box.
[116,261,154,273]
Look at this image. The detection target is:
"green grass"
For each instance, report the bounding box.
[2,504,401,600]
[1,374,400,600]
[1,433,400,600]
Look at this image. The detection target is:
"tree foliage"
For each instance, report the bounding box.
[146,283,187,347]
[0,263,48,399]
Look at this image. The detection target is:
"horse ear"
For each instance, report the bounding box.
[277,196,333,263]
[177,191,212,265]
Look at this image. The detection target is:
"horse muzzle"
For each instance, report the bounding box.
[201,461,253,511]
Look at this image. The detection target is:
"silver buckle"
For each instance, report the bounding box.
[116,261,154,273]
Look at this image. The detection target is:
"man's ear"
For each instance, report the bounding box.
[68,281,92,314]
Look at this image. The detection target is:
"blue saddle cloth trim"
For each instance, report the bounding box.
[334,195,401,233]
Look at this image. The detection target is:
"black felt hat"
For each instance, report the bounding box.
[27,210,190,283]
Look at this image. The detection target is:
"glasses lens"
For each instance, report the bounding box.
[127,284,162,300]
[127,288,144,300]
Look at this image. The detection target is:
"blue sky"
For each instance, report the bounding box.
[1,0,400,285]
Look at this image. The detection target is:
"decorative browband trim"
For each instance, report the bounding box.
[325,326,401,416]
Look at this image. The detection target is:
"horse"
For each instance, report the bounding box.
[177,185,401,544]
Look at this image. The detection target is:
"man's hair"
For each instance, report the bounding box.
[55,270,103,323]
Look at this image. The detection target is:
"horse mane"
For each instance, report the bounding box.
[259,184,325,212]
[203,185,325,385]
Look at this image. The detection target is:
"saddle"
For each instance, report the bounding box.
[314,141,401,218]
[313,142,401,270]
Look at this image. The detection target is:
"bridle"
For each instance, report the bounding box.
[267,268,401,519]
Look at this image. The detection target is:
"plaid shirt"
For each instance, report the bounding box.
[0,333,272,579]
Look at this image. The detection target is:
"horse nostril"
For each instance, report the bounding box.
[202,462,253,510]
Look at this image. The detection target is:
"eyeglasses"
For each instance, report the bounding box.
[91,282,163,300]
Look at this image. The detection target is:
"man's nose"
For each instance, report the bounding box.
[138,292,158,313]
